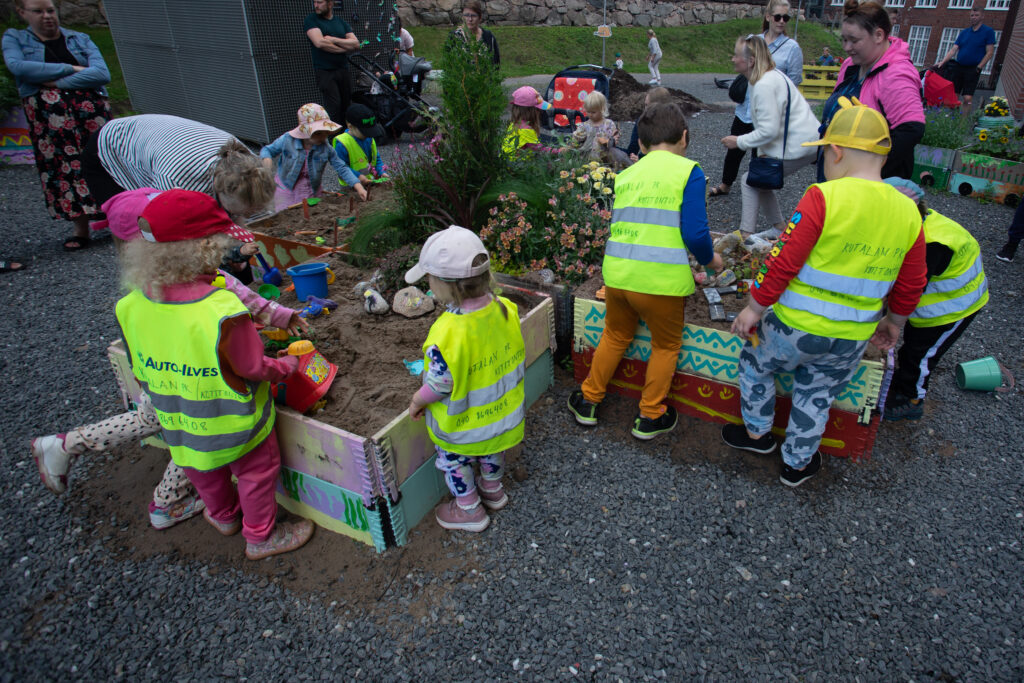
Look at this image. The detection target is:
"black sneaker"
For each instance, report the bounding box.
[884,393,924,422]
[780,451,822,487]
[567,389,598,426]
[996,241,1017,263]
[631,405,677,440]
[721,423,777,454]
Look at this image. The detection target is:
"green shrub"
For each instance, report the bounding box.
[921,107,975,149]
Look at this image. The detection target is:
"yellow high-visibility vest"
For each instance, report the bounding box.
[910,209,988,327]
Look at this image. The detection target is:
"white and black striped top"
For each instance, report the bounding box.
[97,114,238,193]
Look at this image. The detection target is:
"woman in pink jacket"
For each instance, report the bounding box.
[815,0,924,181]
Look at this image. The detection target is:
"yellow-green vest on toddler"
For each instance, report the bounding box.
[910,209,988,327]
[334,132,378,187]
[502,124,540,156]
[115,288,276,471]
[774,178,923,341]
[423,297,525,456]
[603,150,697,297]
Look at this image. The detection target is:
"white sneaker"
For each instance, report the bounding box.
[31,434,75,494]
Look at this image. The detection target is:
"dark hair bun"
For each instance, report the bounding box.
[843,0,861,16]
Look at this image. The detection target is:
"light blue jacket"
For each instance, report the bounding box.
[2,27,110,98]
[260,133,359,191]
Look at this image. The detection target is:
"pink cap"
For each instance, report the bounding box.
[511,86,552,111]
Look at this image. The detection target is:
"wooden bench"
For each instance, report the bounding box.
[799,65,840,99]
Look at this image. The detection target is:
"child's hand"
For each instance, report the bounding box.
[240,242,259,257]
[708,253,725,273]
[870,316,903,351]
[629,153,639,162]
[285,312,309,337]
[408,397,427,420]
[358,173,370,184]
[730,306,762,341]
[355,183,368,201]
[596,135,609,147]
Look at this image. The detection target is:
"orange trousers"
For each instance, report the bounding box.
[581,286,687,419]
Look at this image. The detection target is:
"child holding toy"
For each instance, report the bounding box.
[405,226,525,532]
[723,98,927,487]
[261,103,367,212]
[568,102,723,440]
[333,103,386,188]
[502,85,563,156]
[881,178,988,422]
[570,91,631,167]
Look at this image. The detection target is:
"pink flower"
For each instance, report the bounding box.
[41,89,60,105]
[85,119,100,133]
[80,100,95,113]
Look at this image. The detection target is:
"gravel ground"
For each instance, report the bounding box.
[1,74,1022,681]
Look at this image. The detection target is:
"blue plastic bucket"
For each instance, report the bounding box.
[287,263,334,302]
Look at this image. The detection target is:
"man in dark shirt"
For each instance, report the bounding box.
[933,8,996,111]
[305,0,360,127]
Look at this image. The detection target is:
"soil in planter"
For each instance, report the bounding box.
[267,255,544,436]
[249,185,396,247]
[608,69,708,122]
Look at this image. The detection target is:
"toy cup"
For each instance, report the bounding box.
[257,283,281,300]
[955,356,1004,391]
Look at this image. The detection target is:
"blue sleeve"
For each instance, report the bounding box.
[374,142,383,175]
[985,27,997,45]
[333,138,350,165]
[260,133,288,159]
[626,123,640,157]
[53,34,110,90]
[327,144,360,186]
[2,30,74,84]
[680,166,714,265]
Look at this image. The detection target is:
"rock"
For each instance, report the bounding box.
[363,288,391,315]
[392,286,435,318]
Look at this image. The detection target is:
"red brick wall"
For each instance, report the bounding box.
[1001,2,1024,116]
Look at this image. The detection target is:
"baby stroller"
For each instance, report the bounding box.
[541,64,613,135]
[349,52,434,143]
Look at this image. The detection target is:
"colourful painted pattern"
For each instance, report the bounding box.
[573,298,884,413]
[0,108,33,165]
[948,152,1024,206]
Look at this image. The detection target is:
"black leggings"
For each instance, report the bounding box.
[80,129,126,206]
[722,117,755,187]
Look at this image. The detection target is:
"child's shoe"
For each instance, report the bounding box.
[245,520,315,560]
[631,405,677,440]
[478,482,508,511]
[203,507,242,536]
[31,434,76,495]
[884,393,924,422]
[149,495,206,530]
[995,241,1017,263]
[780,451,822,487]
[721,423,777,454]
[435,499,490,532]
[567,389,599,426]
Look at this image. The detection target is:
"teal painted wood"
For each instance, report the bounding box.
[389,453,448,547]
[366,505,387,553]
[525,349,554,408]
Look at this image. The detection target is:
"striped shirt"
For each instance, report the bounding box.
[97,114,240,194]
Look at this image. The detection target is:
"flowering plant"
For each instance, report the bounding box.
[968,124,1024,162]
[982,96,1010,118]
[920,107,974,149]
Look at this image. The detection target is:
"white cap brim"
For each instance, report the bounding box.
[405,263,427,283]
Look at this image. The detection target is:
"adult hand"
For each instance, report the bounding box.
[721,135,739,150]
[285,312,309,338]
[355,183,368,201]
[870,316,902,351]
[730,305,762,341]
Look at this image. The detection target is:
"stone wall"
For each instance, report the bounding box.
[397,0,765,28]
[1,0,107,25]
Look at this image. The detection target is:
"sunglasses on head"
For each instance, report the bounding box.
[773,13,791,22]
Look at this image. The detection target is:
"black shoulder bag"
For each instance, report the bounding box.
[745,78,791,190]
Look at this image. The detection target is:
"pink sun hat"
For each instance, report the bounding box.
[511,85,552,111]
[289,103,342,139]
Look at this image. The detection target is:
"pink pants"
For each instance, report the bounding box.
[273,171,319,212]
[183,429,282,543]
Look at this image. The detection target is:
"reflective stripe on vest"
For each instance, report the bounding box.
[910,209,989,327]
[772,178,923,340]
[602,150,697,297]
[145,387,274,453]
[334,132,376,186]
[423,296,526,456]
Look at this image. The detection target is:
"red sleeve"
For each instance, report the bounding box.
[886,227,927,316]
[217,315,299,387]
[751,186,826,308]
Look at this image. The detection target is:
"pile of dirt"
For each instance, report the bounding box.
[608,69,704,122]
[248,185,396,247]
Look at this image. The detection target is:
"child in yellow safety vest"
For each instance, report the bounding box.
[502,86,564,156]
[567,102,724,440]
[113,189,314,559]
[405,226,526,533]
[333,103,387,188]
[723,97,927,487]
[881,177,989,422]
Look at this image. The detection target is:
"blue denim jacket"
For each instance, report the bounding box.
[2,27,110,98]
[260,133,359,191]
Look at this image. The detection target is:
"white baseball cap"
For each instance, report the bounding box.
[405,225,490,283]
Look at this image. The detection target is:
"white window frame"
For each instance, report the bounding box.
[947,0,973,9]
[831,0,844,6]
[916,0,938,7]
[938,26,963,61]
[908,25,932,66]
[892,24,900,37]
[982,30,1001,74]
[886,0,906,7]
[985,0,1010,9]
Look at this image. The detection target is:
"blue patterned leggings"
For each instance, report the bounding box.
[434,448,504,499]
[739,310,868,469]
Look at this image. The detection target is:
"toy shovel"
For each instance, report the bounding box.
[255,251,282,286]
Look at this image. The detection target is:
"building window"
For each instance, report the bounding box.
[892,24,900,37]
[831,0,844,6]
[947,0,973,8]
[908,25,931,65]
[886,0,906,6]
[938,26,962,61]
[982,31,1001,74]
[985,0,1010,8]
[915,0,938,7]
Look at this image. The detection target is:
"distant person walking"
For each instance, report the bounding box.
[646,29,662,85]
[933,8,996,111]
[451,0,500,65]
[304,0,360,127]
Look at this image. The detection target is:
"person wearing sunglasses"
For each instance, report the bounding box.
[450,0,500,65]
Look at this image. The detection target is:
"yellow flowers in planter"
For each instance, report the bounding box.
[983,96,1010,118]
[978,129,989,142]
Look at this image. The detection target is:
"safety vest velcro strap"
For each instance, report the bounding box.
[159,397,273,453]
[427,407,525,445]
[144,385,257,417]
[914,278,988,318]
[443,362,525,415]
[606,241,689,265]
[778,290,884,323]
[924,255,984,294]
[796,263,893,299]
[611,206,680,228]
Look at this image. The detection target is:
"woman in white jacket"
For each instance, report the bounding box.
[721,35,819,235]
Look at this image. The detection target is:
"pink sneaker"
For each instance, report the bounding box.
[478,482,508,511]
[435,499,490,532]
[203,507,242,536]
[245,520,315,560]
[31,434,76,495]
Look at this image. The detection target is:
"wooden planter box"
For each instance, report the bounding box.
[798,65,839,99]
[572,297,892,461]
[948,149,1024,207]
[0,107,34,166]
[912,144,957,190]
[106,287,555,551]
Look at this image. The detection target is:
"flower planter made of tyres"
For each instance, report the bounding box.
[973,115,1015,135]
[572,298,893,461]
[911,144,957,190]
[948,150,1024,207]
[106,287,556,551]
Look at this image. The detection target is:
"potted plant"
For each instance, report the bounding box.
[974,95,1015,134]
[949,120,1024,207]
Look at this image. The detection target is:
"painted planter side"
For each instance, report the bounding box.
[948,150,1024,207]
[0,107,34,165]
[249,231,338,271]
[911,144,957,190]
[495,273,573,358]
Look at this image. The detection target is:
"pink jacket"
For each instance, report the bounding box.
[835,37,924,128]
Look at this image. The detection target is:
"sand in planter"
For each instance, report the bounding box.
[249,185,396,247]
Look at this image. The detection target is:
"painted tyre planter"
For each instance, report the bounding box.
[106,286,555,551]
[911,144,957,190]
[974,115,1015,134]
[572,297,892,461]
[948,150,1024,207]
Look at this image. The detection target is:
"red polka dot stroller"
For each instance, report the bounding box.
[542,64,613,135]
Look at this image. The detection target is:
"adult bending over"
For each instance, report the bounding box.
[2,0,111,251]
[305,0,360,126]
[721,35,819,235]
[710,0,803,197]
[816,0,923,180]
[450,0,500,65]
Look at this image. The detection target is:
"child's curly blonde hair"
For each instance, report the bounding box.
[209,140,275,215]
[120,234,232,299]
